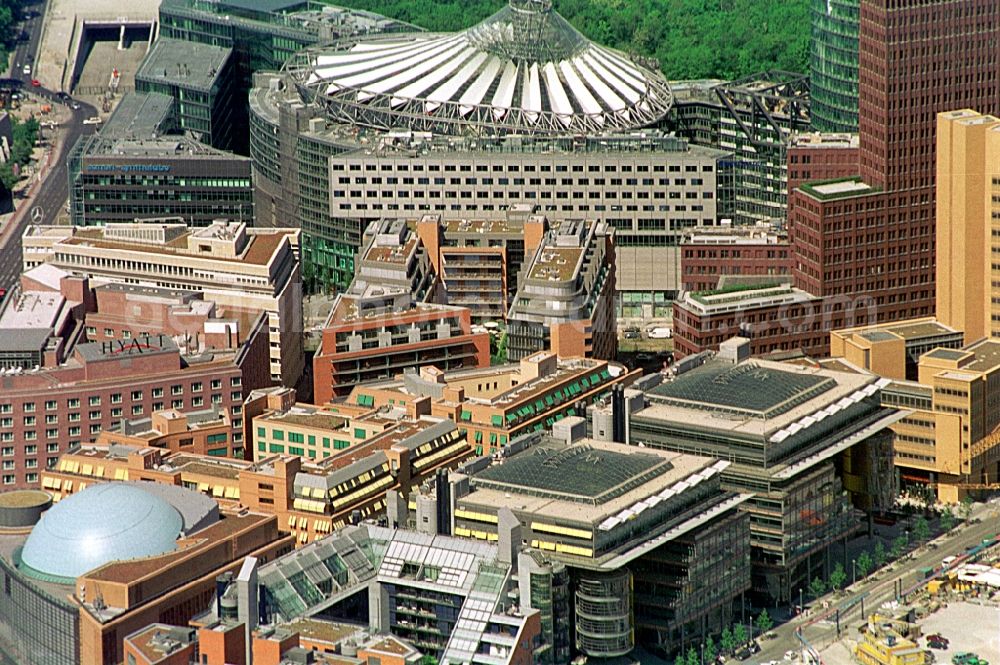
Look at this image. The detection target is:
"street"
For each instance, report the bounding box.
[752,505,1000,665]
[0,0,98,292]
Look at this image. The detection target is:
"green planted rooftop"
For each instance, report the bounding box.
[472,444,671,505]
[649,361,836,419]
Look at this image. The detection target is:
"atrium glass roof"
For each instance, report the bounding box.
[472,444,670,505]
[649,361,836,419]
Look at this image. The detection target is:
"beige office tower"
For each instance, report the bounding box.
[936,109,1000,342]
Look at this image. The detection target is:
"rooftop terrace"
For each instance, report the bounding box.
[136,38,232,92]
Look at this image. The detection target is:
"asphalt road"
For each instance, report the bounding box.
[752,505,1000,665]
[0,0,98,292]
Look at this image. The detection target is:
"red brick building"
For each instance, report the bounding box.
[679,226,792,293]
[786,133,860,194]
[791,0,1000,316]
[0,268,272,489]
[312,291,489,405]
[676,0,1000,358]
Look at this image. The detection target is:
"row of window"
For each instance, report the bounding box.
[0,381,240,413]
[341,176,706,187]
[335,162,715,174]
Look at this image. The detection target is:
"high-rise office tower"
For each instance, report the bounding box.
[676,0,1000,358]
[791,0,1000,320]
[936,110,1000,341]
[810,0,859,133]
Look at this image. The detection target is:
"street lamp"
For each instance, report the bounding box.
[799,587,804,616]
[852,559,857,586]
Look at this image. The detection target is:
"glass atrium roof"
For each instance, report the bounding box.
[472,444,670,505]
[649,361,836,419]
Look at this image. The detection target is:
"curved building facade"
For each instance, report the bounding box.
[249,0,721,300]
[574,568,633,658]
[810,0,859,133]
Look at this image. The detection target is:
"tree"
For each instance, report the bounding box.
[874,541,887,567]
[829,562,847,592]
[687,646,699,665]
[705,636,717,664]
[335,0,813,80]
[733,623,748,647]
[418,658,438,665]
[755,609,773,635]
[960,497,974,522]
[490,330,508,365]
[890,534,909,560]
[857,550,873,579]
[720,626,736,655]
[913,515,930,543]
[940,506,955,532]
[675,656,686,665]
[0,161,16,191]
[808,576,826,600]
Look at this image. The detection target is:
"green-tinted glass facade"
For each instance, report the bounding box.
[811,0,859,133]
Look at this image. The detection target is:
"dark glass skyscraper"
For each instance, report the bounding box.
[810,0,859,133]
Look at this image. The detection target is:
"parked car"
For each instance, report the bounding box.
[623,331,640,339]
[83,116,103,125]
[22,64,30,75]
[735,649,752,661]
[30,79,40,87]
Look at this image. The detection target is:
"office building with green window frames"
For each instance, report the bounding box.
[67,92,254,227]
[157,0,418,154]
[135,38,239,151]
[810,0,859,133]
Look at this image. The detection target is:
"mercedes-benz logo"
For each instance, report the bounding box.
[30,206,44,223]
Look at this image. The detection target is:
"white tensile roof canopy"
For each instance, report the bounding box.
[290,0,673,136]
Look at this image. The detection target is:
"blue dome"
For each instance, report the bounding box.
[20,483,182,582]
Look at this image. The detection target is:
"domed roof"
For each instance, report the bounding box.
[19,483,182,582]
[288,0,672,136]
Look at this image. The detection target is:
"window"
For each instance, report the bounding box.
[211,379,222,390]
[131,390,143,401]
[111,393,123,404]
[89,411,101,420]
[272,429,284,441]
[289,432,304,444]
[103,328,114,337]
[132,405,143,416]
[354,428,366,439]
[45,400,57,411]
[191,382,203,392]
[23,402,35,413]
[171,385,183,396]
[151,388,163,399]
[172,399,184,409]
